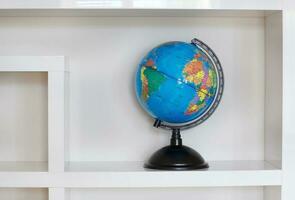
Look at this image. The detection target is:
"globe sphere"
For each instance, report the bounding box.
[135,41,221,125]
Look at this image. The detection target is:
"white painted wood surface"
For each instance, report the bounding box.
[65,161,279,172]
[265,12,282,168]
[0,0,282,10]
[0,56,66,200]
[0,161,281,188]
[0,56,67,71]
[282,10,295,200]
[0,161,282,188]
[0,56,67,173]
[48,71,66,172]
[69,187,263,200]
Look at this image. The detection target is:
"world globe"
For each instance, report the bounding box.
[135,38,223,170]
[135,39,223,128]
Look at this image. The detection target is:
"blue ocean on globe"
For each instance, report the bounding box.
[135,41,218,124]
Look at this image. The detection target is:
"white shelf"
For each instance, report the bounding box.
[0,162,47,172]
[64,161,281,187]
[0,161,281,188]
[0,56,67,72]
[0,9,278,17]
[0,0,282,10]
[0,0,283,17]
[66,160,280,171]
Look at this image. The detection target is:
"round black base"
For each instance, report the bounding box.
[144,145,209,170]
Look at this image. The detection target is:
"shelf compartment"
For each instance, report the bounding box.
[57,13,282,168]
[0,8,285,199]
[0,57,67,172]
[0,72,48,171]
[0,11,283,168]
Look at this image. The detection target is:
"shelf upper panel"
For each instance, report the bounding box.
[0,9,281,17]
[0,56,67,72]
[0,0,282,10]
[0,0,283,17]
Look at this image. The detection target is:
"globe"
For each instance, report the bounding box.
[135,38,224,170]
[135,39,223,126]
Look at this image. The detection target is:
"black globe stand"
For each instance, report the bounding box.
[144,123,209,170]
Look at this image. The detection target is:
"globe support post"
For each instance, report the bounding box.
[171,129,182,146]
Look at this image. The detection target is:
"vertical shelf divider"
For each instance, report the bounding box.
[48,59,68,200]
[48,71,66,172]
[282,10,295,200]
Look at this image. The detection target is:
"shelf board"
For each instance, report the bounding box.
[0,0,282,10]
[0,8,283,18]
[0,56,67,72]
[0,161,47,172]
[0,9,279,17]
[0,161,281,187]
[63,161,281,187]
[66,160,279,171]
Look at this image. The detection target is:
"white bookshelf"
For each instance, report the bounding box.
[0,0,294,200]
